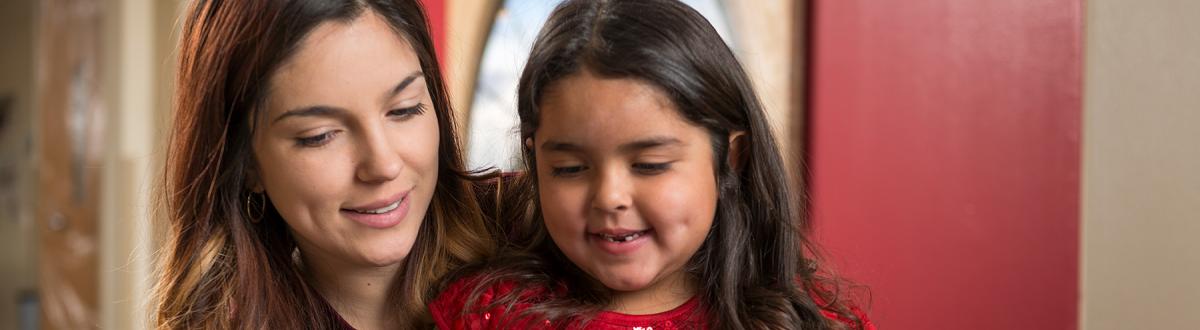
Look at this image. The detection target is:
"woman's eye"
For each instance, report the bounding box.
[387,104,427,119]
[550,165,587,177]
[632,162,671,174]
[295,131,339,148]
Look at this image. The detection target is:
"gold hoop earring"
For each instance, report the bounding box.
[245,192,265,223]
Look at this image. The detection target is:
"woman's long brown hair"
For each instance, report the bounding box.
[153,0,493,328]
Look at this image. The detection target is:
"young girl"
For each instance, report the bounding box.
[433,0,872,329]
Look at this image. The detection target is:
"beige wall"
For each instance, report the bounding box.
[724,0,794,155]
[1081,1,1200,329]
[445,0,498,133]
[98,0,180,328]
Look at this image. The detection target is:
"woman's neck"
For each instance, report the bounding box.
[301,247,403,330]
[607,271,697,315]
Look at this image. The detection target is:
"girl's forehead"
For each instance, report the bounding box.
[540,73,675,120]
[535,73,706,152]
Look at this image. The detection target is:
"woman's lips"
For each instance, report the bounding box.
[345,191,408,211]
[341,192,410,229]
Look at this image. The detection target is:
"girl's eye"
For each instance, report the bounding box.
[632,162,672,175]
[550,165,587,177]
[387,104,427,119]
[295,131,339,148]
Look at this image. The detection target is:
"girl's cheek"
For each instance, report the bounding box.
[539,180,585,220]
[640,173,717,226]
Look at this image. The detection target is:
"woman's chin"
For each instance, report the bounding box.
[358,252,408,268]
[354,241,415,268]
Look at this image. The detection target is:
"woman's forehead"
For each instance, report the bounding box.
[266,12,426,114]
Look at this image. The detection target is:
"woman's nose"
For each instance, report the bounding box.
[355,129,403,183]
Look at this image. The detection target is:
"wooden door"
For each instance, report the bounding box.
[35,0,105,328]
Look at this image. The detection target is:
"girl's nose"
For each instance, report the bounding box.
[590,167,631,213]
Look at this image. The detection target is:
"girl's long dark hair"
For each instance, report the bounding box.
[155,0,493,328]
[454,0,864,329]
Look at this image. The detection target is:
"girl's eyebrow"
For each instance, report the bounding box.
[539,136,682,154]
[618,136,682,153]
[540,140,583,153]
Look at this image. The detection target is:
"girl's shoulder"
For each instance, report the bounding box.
[809,288,876,330]
[432,275,703,330]
[589,296,707,330]
[429,275,498,328]
[433,273,876,329]
[820,306,876,330]
[430,274,549,329]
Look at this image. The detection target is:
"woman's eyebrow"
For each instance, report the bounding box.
[272,105,349,124]
[272,71,425,124]
[381,71,424,103]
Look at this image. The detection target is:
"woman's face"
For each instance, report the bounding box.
[533,70,719,300]
[253,12,439,268]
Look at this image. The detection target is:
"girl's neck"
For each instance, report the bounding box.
[607,271,697,315]
[301,247,402,330]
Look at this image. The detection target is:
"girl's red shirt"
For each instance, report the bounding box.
[430,277,875,330]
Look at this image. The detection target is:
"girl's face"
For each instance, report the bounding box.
[534,70,718,306]
[253,12,439,269]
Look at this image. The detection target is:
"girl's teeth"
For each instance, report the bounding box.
[357,199,401,214]
[603,232,643,242]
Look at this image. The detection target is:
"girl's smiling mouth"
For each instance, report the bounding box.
[588,228,653,255]
[598,231,648,242]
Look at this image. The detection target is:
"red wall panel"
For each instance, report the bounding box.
[806,1,1082,329]
[421,0,446,63]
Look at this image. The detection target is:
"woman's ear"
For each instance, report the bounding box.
[727,131,748,172]
[245,164,265,193]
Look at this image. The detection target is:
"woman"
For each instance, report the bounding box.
[153,0,493,328]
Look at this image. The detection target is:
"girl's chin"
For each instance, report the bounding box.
[597,274,657,292]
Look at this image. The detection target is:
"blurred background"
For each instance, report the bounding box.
[0,0,1196,329]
